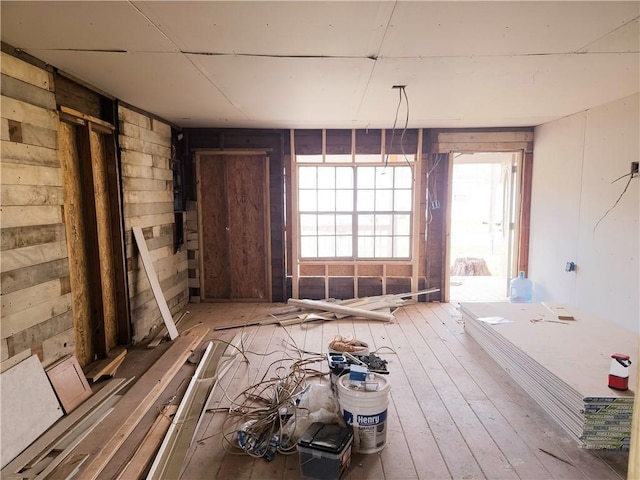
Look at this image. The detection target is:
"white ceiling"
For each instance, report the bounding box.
[1,1,638,129]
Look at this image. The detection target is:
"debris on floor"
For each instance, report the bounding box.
[214,288,440,331]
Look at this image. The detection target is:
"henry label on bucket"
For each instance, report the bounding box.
[343,409,387,451]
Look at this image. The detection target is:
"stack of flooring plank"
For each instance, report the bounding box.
[460,302,637,450]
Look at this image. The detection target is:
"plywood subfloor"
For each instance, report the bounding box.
[101,302,629,479]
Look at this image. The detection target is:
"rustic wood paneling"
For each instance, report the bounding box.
[120,105,187,342]
[0,52,73,366]
[54,73,103,119]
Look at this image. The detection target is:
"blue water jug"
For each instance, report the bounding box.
[510,271,532,303]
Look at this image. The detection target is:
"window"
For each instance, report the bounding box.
[297,153,415,259]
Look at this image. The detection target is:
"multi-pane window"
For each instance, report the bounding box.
[297,154,414,259]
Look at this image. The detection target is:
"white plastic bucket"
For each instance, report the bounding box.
[336,373,391,454]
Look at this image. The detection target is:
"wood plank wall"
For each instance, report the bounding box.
[0,52,74,368]
[118,106,188,342]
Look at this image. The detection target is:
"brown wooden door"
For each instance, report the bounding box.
[199,154,270,301]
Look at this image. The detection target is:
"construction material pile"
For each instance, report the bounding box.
[461,302,636,450]
[214,289,439,331]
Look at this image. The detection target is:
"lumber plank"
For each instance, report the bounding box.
[88,128,118,352]
[32,407,114,480]
[1,95,57,130]
[83,347,127,382]
[69,325,209,480]
[0,257,69,295]
[0,52,50,90]
[119,106,152,129]
[116,405,178,480]
[121,162,173,181]
[0,162,62,186]
[46,454,89,480]
[1,184,63,206]
[132,226,179,340]
[0,205,62,229]
[287,298,395,321]
[120,122,171,147]
[1,293,71,340]
[59,106,113,130]
[0,240,67,273]
[147,341,226,479]
[0,73,56,111]
[147,312,187,348]
[0,349,31,374]
[0,140,58,167]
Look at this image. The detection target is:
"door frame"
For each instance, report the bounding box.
[195,149,272,301]
[430,129,533,303]
[58,108,129,365]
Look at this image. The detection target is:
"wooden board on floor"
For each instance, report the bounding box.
[67,326,209,480]
[0,354,63,468]
[46,355,92,414]
[84,347,127,382]
[132,226,179,340]
[116,405,178,480]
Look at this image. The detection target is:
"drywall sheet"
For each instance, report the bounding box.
[0,354,63,468]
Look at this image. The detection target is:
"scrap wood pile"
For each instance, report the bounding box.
[214,288,439,331]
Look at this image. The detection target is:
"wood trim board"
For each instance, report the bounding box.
[83,347,127,382]
[68,326,209,480]
[132,226,179,340]
[116,405,178,480]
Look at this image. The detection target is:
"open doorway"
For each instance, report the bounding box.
[448,152,521,302]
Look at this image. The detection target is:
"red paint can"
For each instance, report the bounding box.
[608,353,632,391]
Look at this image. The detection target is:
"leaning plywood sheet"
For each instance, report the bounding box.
[46,355,92,414]
[0,354,63,468]
[132,226,179,340]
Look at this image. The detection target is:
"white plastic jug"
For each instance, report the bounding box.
[510,271,532,303]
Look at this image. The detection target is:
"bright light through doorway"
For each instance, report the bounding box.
[449,152,519,302]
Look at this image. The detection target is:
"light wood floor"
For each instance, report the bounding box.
[115,302,630,479]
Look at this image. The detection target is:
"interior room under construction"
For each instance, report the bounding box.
[0,2,638,479]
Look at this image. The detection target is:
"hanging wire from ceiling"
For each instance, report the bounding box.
[384,85,410,168]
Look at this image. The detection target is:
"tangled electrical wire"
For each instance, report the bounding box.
[219,350,328,461]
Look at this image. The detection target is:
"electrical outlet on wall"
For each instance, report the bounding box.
[632,161,639,178]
